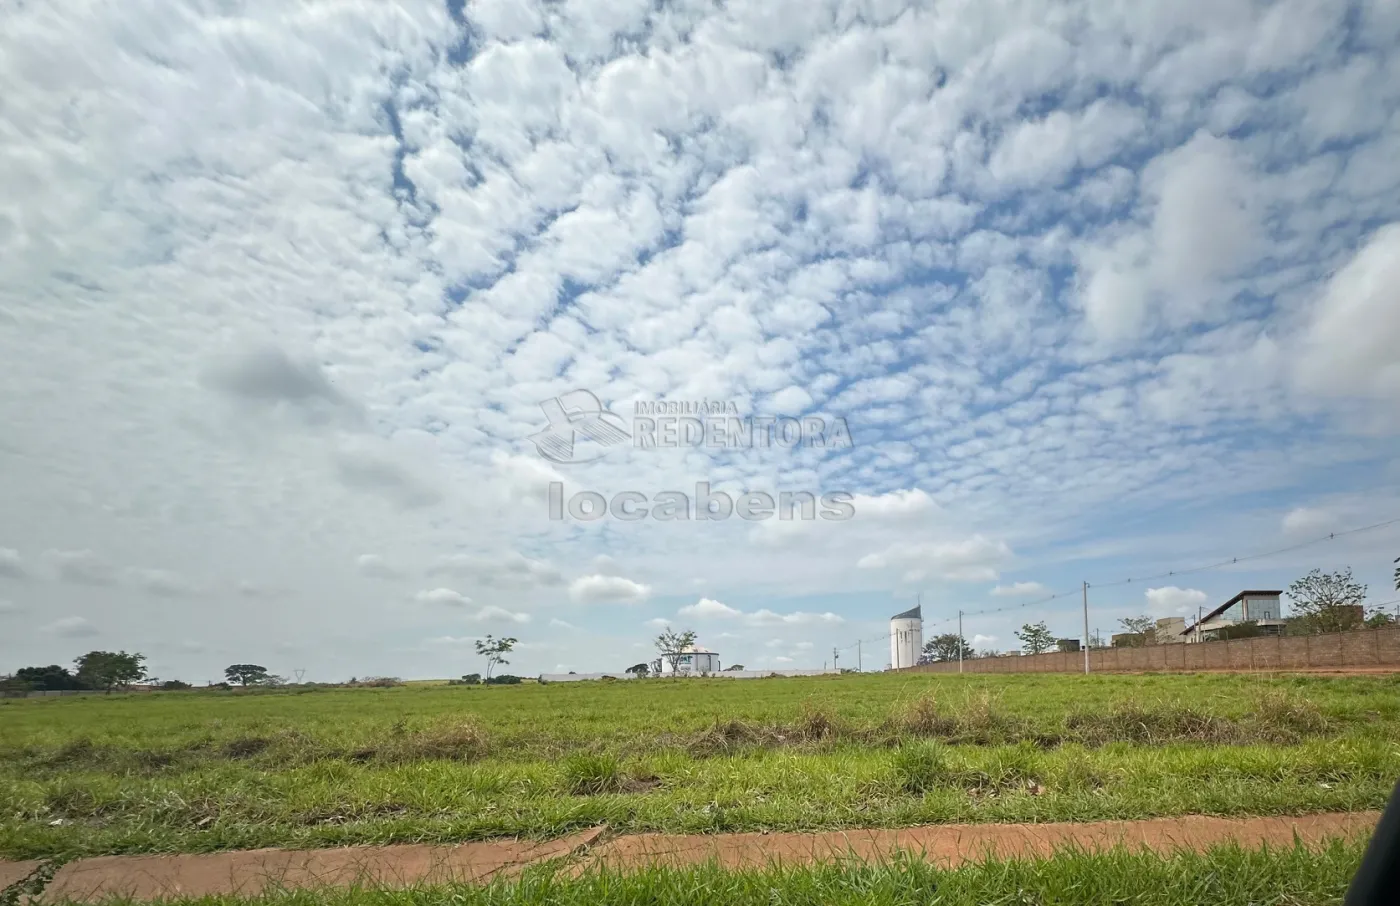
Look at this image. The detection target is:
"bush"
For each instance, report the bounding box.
[485,674,522,685]
[159,680,192,690]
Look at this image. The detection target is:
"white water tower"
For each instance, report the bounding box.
[889,604,923,669]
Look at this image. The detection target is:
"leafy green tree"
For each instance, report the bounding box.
[1014,621,1055,655]
[224,664,271,686]
[14,665,88,691]
[653,626,697,674]
[724,664,746,671]
[160,679,192,690]
[921,633,973,662]
[625,663,650,676]
[1287,568,1367,634]
[74,651,147,692]
[474,635,517,680]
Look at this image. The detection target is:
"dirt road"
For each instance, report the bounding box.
[1,812,1378,903]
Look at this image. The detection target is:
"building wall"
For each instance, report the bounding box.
[898,625,1400,674]
[889,618,922,669]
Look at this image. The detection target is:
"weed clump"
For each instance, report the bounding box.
[221,737,271,759]
[689,719,769,757]
[1065,700,1235,746]
[794,702,842,742]
[899,693,958,738]
[561,752,625,795]
[893,740,948,794]
[1250,690,1328,742]
[393,722,490,762]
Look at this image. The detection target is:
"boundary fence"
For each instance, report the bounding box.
[900,625,1400,674]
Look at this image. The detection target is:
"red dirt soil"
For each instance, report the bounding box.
[0,812,1379,903]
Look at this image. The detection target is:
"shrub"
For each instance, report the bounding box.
[159,680,192,690]
[485,674,522,685]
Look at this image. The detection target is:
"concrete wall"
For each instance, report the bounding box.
[900,625,1400,674]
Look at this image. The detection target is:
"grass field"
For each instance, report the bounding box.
[3,672,1398,860]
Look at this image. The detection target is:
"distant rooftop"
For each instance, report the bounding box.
[890,604,922,621]
[1180,590,1284,635]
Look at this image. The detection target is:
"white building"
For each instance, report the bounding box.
[889,604,923,669]
[653,644,721,675]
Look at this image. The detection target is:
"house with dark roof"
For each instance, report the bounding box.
[1180,590,1286,642]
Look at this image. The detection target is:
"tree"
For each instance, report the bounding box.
[1014,622,1055,655]
[224,664,271,687]
[160,679,192,690]
[654,626,697,674]
[1394,554,1399,592]
[74,651,147,692]
[724,664,746,671]
[1365,609,1396,629]
[921,633,973,663]
[1120,615,1155,635]
[474,635,517,680]
[625,662,650,676]
[1287,568,1367,634]
[14,665,89,691]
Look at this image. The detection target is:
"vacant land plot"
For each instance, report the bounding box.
[2,672,1397,860]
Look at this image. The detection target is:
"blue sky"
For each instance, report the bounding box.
[1,0,1399,681]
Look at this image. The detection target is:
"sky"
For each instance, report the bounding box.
[2,0,1399,683]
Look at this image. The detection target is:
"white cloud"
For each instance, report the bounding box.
[42,550,117,587]
[678,597,742,618]
[644,618,670,629]
[568,574,652,605]
[42,616,98,638]
[0,599,19,614]
[857,535,1013,582]
[1281,507,1336,536]
[129,568,194,598]
[972,634,998,648]
[1145,586,1210,616]
[0,548,27,580]
[745,608,843,626]
[549,618,577,629]
[1294,223,1400,401]
[473,605,532,624]
[415,587,473,607]
[430,552,562,587]
[356,554,404,580]
[990,581,1050,597]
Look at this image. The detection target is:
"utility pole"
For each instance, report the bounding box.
[1082,581,1091,675]
[833,647,839,671]
[857,640,862,672]
[958,609,964,674]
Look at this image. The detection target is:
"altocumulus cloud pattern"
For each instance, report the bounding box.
[1,0,1399,679]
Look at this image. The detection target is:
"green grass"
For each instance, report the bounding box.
[3,672,1398,859]
[60,842,1370,906]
